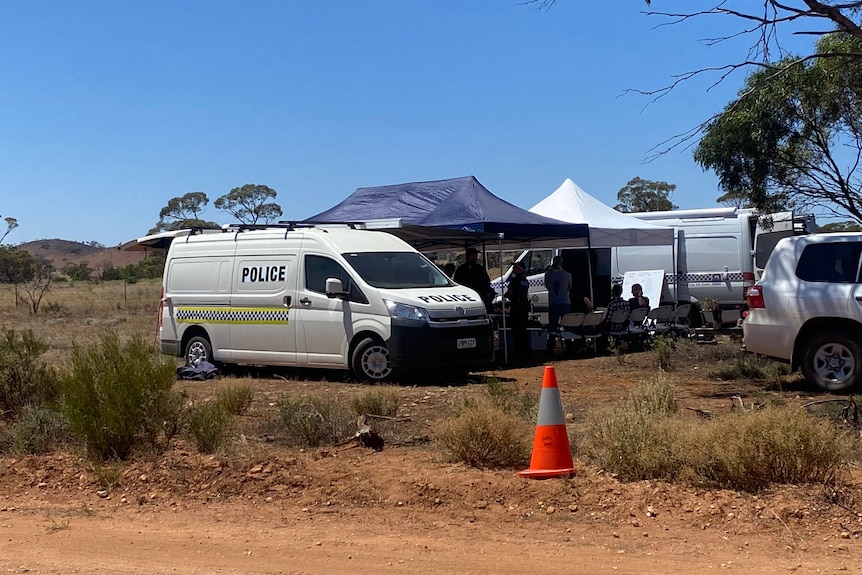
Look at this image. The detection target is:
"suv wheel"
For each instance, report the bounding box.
[801,331,862,392]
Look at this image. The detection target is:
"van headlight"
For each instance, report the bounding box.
[385,300,429,322]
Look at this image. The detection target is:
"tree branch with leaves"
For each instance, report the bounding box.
[615,177,679,213]
[214,184,283,225]
[150,192,221,234]
[694,32,862,222]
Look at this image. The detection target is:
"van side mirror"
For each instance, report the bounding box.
[325,277,348,299]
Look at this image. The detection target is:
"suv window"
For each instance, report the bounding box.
[305,255,368,303]
[796,242,862,283]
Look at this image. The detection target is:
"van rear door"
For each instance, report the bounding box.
[753,212,808,279]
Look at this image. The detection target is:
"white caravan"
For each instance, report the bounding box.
[492,207,816,325]
[135,224,494,381]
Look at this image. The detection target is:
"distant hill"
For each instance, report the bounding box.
[15,239,148,271]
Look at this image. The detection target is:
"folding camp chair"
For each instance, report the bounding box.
[626,306,650,344]
[555,312,585,354]
[668,303,693,337]
[646,305,674,338]
[581,308,608,353]
[607,308,631,344]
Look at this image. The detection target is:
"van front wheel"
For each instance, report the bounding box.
[351,338,392,382]
[185,335,213,367]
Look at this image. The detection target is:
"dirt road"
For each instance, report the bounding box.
[2,349,861,574]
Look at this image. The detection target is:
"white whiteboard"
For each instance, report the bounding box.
[621,270,670,309]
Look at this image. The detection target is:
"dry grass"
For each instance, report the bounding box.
[434,402,532,469]
[579,375,854,492]
[0,280,161,363]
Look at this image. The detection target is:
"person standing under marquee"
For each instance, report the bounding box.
[504,261,531,363]
[543,255,571,354]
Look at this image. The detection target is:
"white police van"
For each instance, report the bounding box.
[134,223,493,381]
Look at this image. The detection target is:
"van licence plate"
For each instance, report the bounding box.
[457,338,476,350]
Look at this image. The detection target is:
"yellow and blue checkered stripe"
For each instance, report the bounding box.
[176,306,289,325]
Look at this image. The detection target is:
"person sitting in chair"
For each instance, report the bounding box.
[628,283,650,311]
[607,283,630,334]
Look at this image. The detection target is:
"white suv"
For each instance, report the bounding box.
[743,232,862,391]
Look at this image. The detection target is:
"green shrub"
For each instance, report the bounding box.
[0,406,73,455]
[188,402,235,454]
[216,384,254,416]
[435,403,532,468]
[652,336,674,371]
[351,388,399,418]
[275,394,356,447]
[0,329,59,420]
[60,332,183,460]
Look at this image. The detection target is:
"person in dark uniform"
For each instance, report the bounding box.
[453,247,494,309]
[504,260,531,363]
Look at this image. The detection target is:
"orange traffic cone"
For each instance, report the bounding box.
[518,365,575,479]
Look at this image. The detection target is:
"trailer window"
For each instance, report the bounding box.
[345,252,451,289]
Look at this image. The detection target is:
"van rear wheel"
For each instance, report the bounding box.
[351,338,392,382]
[802,331,862,392]
[185,335,213,367]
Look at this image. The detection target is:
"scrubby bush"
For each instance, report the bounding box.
[709,356,770,380]
[188,402,235,454]
[485,378,539,420]
[652,336,674,371]
[60,332,183,460]
[681,407,850,491]
[216,384,254,416]
[579,376,852,491]
[435,403,532,468]
[351,388,399,418]
[0,406,73,455]
[578,376,678,480]
[0,329,59,420]
[434,379,537,469]
[274,394,356,447]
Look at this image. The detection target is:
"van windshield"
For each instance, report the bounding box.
[344,252,452,289]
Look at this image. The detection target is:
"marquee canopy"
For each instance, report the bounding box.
[306,175,589,251]
[529,178,673,247]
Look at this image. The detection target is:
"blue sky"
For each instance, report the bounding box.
[0,1,817,246]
